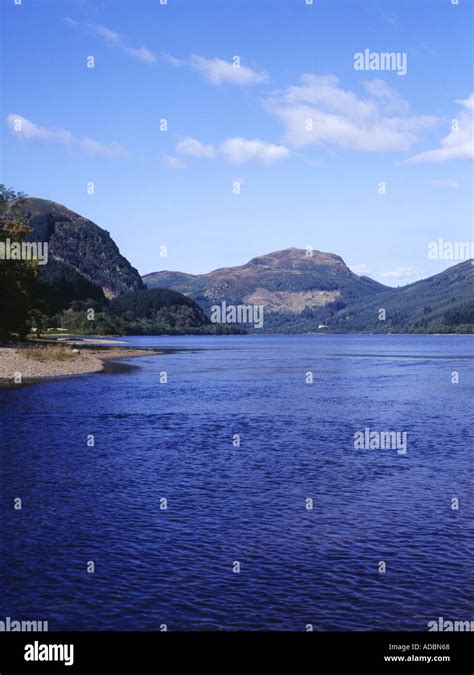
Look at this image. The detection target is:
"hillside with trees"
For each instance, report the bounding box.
[0,188,239,338]
[1,188,472,338]
[144,248,474,334]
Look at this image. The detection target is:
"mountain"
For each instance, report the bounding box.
[6,197,144,300]
[144,246,386,317]
[329,259,474,333]
[143,249,474,333]
[2,189,471,336]
[0,192,221,337]
[143,247,389,331]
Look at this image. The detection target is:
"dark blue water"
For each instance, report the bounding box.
[1,335,473,631]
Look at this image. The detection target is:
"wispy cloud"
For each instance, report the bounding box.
[219,137,289,165]
[166,135,289,168]
[7,114,126,157]
[80,136,125,157]
[166,53,267,86]
[426,179,460,189]
[408,94,474,163]
[6,114,74,144]
[362,79,410,115]
[351,263,372,277]
[265,74,438,152]
[176,136,216,159]
[381,267,420,281]
[65,18,156,63]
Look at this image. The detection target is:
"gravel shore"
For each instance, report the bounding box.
[0,344,164,382]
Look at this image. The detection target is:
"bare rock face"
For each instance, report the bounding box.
[7,197,144,298]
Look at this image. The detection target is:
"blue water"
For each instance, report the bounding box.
[1,335,473,631]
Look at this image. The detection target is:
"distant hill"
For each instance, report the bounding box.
[330,259,474,333]
[6,197,144,299]
[144,246,386,315]
[143,249,474,333]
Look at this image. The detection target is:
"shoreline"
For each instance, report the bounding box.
[1,332,472,385]
[0,340,164,383]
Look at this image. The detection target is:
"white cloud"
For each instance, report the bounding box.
[122,46,156,63]
[167,53,267,86]
[6,114,73,144]
[351,264,372,276]
[171,136,289,166]
[381,267,419,280]
[362,79,410,115]
[219,137,289,165]
[408,94,474,163]
[7,114,126,157]
[176,136,215,158]
[65,18,156,63]
[266,74,438,152]
[81,137,125,157]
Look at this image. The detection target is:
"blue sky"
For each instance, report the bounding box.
[1,0,472,285]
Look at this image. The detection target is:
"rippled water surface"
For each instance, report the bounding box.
[1,335,473,630]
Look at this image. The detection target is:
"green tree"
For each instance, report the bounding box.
[0,187,49,340]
